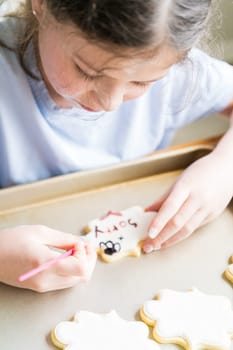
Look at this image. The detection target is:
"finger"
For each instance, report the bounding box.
[73,239,86,258]
[30,274,86,293]
[55,256,88,277]
[56,241,88,276]
[83,239,96,256]
[56,239,97,279]
[160,210,207,249]
[147,184,190,239]
[83,241,97,276]
[29,236,80,263]
[148,195,199,248]
[36,226,79,249]
[145,189,171,212]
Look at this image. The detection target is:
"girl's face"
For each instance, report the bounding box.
[36,7,179,112]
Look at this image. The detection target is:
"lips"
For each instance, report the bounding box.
[79,102,100,112]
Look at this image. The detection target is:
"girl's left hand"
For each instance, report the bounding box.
[142,151,233,252]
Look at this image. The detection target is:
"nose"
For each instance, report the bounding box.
[96,79,125,111]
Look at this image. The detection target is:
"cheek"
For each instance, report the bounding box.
[124,85,150,101]
[41,54,87,96]
[38,38,85,96]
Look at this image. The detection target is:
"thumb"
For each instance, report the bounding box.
[37,226,79,250]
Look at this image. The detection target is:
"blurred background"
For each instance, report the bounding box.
[167,0,233,145]
[0,0,233,146]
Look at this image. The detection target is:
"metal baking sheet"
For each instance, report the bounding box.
[0,141,232,350]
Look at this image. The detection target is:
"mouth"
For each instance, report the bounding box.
[79,102,101,112]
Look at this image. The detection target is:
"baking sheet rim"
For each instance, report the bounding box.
[0,170,182,216]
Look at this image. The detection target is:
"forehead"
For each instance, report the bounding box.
[45,17,180,77]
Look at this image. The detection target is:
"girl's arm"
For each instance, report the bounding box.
[0,225,96,292]
[143,100,233,252]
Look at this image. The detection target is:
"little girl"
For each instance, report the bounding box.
[0,0,233,292]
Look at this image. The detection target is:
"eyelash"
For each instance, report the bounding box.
[132,81,149,88]
[75,64,149,88]
[75,64,95,81]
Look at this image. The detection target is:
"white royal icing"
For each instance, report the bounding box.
[142,288,233,350]
[84,206,155,259]
[54,310,159,350]
[227,263,233,281]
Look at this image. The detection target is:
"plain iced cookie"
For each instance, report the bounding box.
[140,288,233,350]
[225,255,233,285]
[83,206,155,262]
[51,310,159,350]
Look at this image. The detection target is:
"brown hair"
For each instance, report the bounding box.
[0,0,212,72]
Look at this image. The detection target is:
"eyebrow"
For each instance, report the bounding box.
[75,53,101,73]
[74,53,166,83]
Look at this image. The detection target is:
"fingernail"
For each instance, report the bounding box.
[148,228,158,239]
[143,244,154,254]
[153,244,161,251]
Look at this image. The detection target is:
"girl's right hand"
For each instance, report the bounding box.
[0,225,97,292]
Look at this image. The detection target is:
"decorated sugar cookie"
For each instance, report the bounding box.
[225,255,233,285]
[83,206,155,262]
[140,288,233,350]
[51,310,159,350]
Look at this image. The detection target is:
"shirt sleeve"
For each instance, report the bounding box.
[166,48,233,129]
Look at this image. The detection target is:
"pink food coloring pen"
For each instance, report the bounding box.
[18,248,75,282]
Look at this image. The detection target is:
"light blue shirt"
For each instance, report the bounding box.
[1,18,233,188]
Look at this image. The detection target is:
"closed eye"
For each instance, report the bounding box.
[75,63,160,88]
[132,81,151,88]
[75,64,96,81]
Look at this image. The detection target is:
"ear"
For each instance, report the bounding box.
[31,0,46,20]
